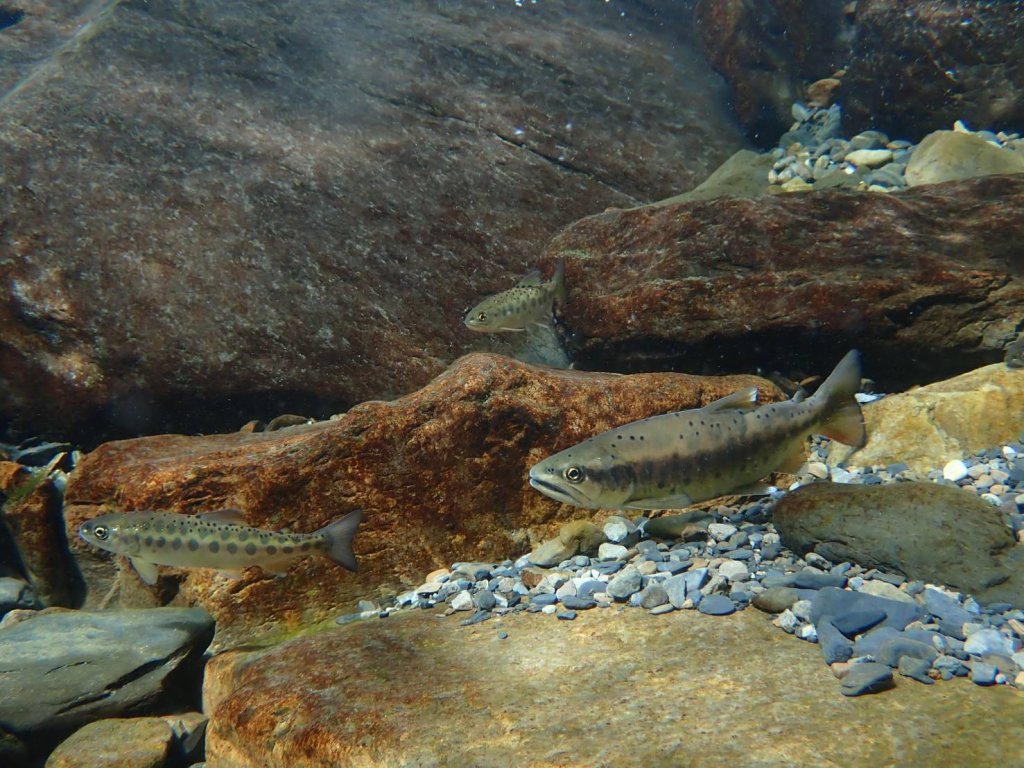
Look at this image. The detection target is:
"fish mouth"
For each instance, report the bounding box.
[528,474,588,507]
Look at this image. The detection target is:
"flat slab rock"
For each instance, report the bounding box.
[202,608,1024,768]
[64,353,783,649]
[774,481,1022,606]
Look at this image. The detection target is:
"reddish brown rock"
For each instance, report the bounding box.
[64,353,783,647]
[202,607,1024,768]
[546,174,1024,390]
[0,0,746,443]
[842,1,1024,140]
[692,0,851,143]
[45,718,175,768]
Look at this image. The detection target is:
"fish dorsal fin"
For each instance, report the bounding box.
[515,269,544,288]
[198,508,246,525]
[705,387,758,412]
[792,388,807,403]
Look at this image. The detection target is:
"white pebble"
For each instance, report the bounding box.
[708,523,738,539]
[830,467,853,484]
[981,493,1002,506]
[845,148,893,168]
[541,604,558,615]
[1003,446,1018,461]
[450,590,474,611]
[942,459,969,482]
[598,543,628,561]
[807,462,829,480]
[719,561,749,582]
[797,624,819,642]
[777,609,799,633]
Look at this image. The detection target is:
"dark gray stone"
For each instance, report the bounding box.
[830,609,886,639]
[697,595,736,616]
[817,618,853,665]
[576,580,607,600]
[638,584,669,610]
[556,611,578,621]
[809,588,924,633]
[607,569,643,602]
[0,607,213,735]
[789,571,847,590]
[560,596,597,611]
[751,587,819,614]
[529,593,558,607]
[840,662,894,697]
[877,637,938,669]
[474,591,497,611]
[898,656,935,685]
[775,483,1022,607]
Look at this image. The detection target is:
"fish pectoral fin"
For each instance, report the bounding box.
[624,493,695,511]
[704,387,758,412]
[199,508,247,524]
[129,557,160,585]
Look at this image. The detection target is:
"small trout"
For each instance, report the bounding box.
[464,258,566,332]
[79,508,362,584]
[529,351,867,510]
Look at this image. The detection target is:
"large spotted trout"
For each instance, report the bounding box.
[529,350,867,510]
[79,508,362,584]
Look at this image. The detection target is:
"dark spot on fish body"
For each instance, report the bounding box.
[301,542,311,552]
[266,545,277,555]
[238,531,250,542]
[144,536,153,547]
[188,539,200,551]
[172,539,182,550]
[209,541,220,553]
[155,537,166,548]
[221,530,232,541]
[245,543,257,555]
[282,546,294,554]
[226,543,238,554]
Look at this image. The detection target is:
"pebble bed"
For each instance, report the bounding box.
[341,432,1024,698]
[767,102,1024,194]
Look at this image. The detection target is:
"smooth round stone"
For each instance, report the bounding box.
[971,661,999,685]
[718,561,749,582]
[807,462,829,479]
[638,584,669,609]
[556,610,578,621]
[607,568,643,601]
[450,590,474,611]
[830,608,886,638]
[698,595,736,616]
[943,459,969,482]
[649,603,675,616]
[598,543,629,561]
[845,148,893,168]
[474,591,497,611]
[898,656,935,684]
[560,595,597,610]
[964,628,1016,657]
[529,593,558,607]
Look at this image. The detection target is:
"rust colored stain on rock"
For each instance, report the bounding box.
[64,353,783,647]
[546,175,1024,389]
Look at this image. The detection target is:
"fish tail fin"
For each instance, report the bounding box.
[552,257,567,305]
[813,350,867,448]
[319,508,362,572]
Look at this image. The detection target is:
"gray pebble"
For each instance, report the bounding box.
[607,568,643,601]
[698,595,736,616]
[898,656,935,684]
[840,662,894,696]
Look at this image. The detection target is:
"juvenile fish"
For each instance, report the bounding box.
[79,508,362,584]
[529,350,867,510]
[464,258,566,332]
[1006,330,1024,369]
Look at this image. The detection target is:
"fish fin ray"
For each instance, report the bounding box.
[624,493,694,511]
[813,350,867,448]
[129,557,159,585]
[199,508,246,524]
[729,483,774,497]
[515,269,543,287]
[319,508,363,572]
[705,387,758,412]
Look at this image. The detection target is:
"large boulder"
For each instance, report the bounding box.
[0,607,213,739]
[64,353,783,648]
[827,364,1024,472]
[842,1,1024,140]
[202,607,1024,767]
[545,175,1024,390]
[905,131,1024,187]
[774,482,1023,606]
[0,0,747,442]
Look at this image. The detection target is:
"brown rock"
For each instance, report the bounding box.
[45,717,175,768]
[692,0,851,142]
[545,175,1024,390]
[2,475,80,607]
[843,1,1024,140]
[64,353,783,647]
[203,607,1024,767]
[905,131,1024,187]
[805,77,842,109]
[828,364,1024,472]
[0,0,747,442]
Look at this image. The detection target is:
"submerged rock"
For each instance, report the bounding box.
[45,717,176,768]
[0,607,213,737]
[0,0,746,442]
[545,175,1024,391]
[64,353,782,648]
[774,482,1022,605]
[201,606,1024,767]
[905,131,1024,187]
[827,364,1024,472]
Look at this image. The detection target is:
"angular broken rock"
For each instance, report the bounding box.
[0,607,213,736]
[64,353,782,648]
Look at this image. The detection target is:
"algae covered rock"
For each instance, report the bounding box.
[774,482,1021,606]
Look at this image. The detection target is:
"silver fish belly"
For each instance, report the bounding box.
[79,508,362,584]
[529,350,866,510]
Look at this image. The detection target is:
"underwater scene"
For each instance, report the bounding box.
[2,0,1024,766]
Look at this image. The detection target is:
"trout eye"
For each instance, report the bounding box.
[476,312,487,322]
[92,525,109,541]
[564,466,585,484]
